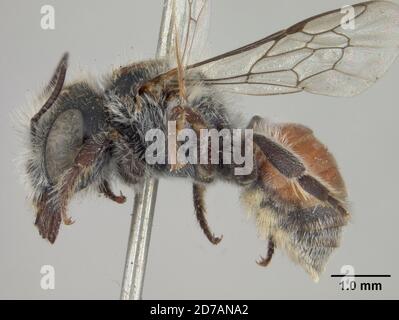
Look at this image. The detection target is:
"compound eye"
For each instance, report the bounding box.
[45,109,84,183]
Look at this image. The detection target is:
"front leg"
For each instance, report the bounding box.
[35,135,112,243]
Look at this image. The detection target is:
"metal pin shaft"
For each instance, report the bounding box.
[120,0,178,300]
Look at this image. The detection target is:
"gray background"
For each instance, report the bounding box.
[1,0,398,299]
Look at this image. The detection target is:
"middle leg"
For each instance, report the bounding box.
[193,183,223,245]
[99,180,126,204]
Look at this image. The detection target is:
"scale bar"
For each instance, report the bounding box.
[330,274,391,278]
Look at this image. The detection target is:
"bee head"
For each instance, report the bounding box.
[29,54,107,187]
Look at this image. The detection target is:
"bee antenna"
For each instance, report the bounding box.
[31,52,69,134]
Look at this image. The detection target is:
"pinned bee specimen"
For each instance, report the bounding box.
[23,0,399,280]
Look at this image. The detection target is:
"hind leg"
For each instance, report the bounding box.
[247,116,348,215]
[257,237,275,267]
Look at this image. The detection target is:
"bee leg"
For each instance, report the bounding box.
[169,106,210,172]
[231,127,258,186]
[56,136,112,226]
[248,117,348,228]
[252,133,348,216]
[256,237,275,267]
[194,130,215,184]
[184,107,217,183]
[195,165,215,184]
[246,115,263,130]
[99,180,126,204]
[193,183,223,245]
[34,190,62,244]
[169,105,188,171]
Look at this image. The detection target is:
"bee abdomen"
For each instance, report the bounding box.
[242,119,350,280]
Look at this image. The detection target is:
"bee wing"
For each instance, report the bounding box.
[161,0,210,101]
[184,0,399,97]
[163,0,210,66]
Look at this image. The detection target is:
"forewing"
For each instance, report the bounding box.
[181,0,210,65]
[164,0,210,66]
[186,1,399,97]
